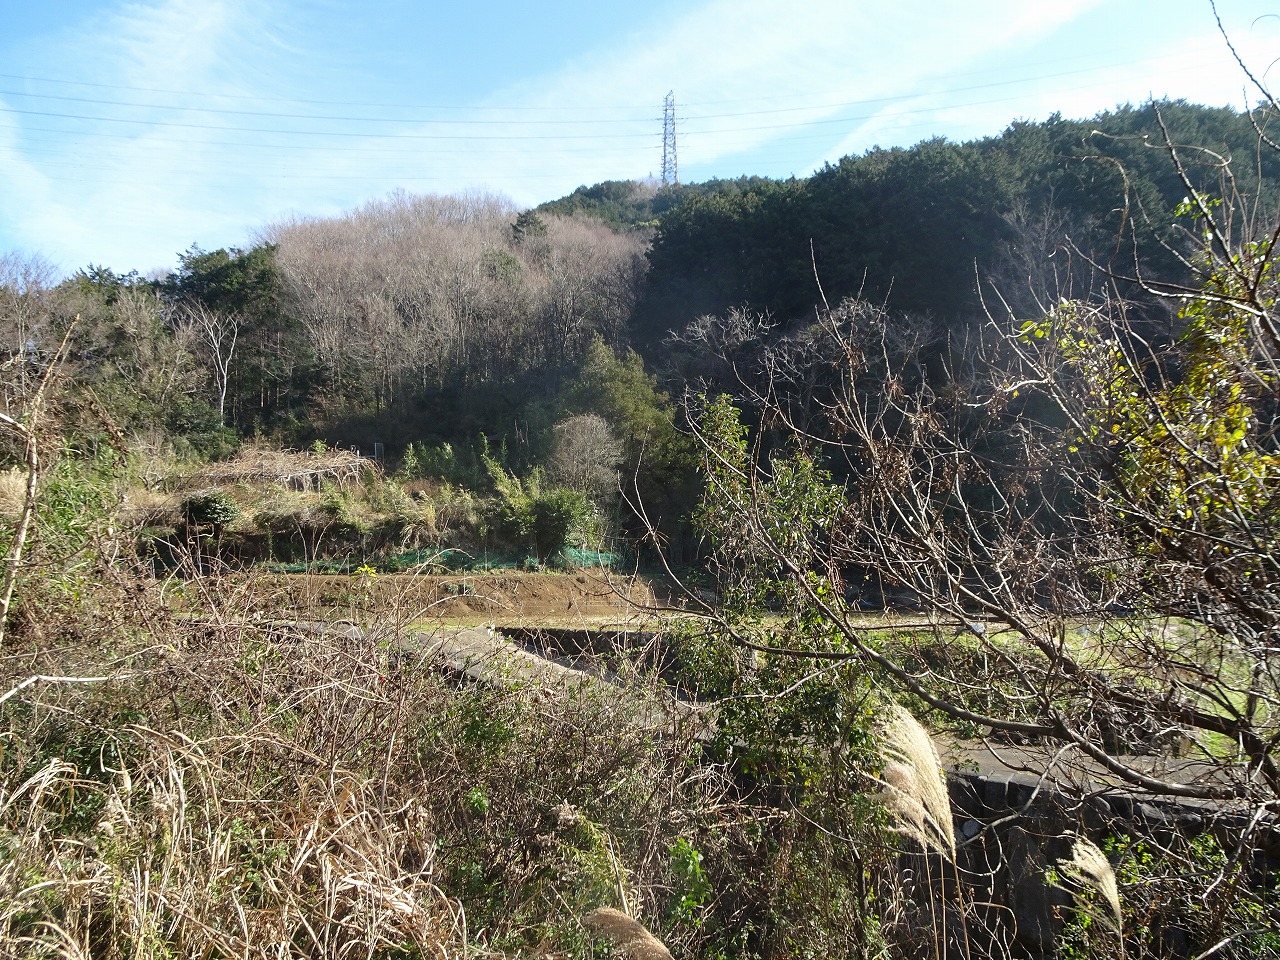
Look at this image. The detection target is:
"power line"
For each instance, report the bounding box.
[0,105,661,140]
[3,128,653,161]
[0,53,1249,200]
[0,48,1199,117]
[0,73,1203,197]
[1,53,1216,150]
[0,72,659,113]
[0,88,660,126]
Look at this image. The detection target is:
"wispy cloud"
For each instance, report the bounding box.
[466,0,1108,187]
[111,0,257,88]
[1,0,289,271]
[0,0,1276,274]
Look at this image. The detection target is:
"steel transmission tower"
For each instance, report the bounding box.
[660,91,679,187]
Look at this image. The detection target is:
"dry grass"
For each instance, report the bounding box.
[174,446,373,491]
[0,468,24,519]
[877,703,956,859]
[582,908,673,960]
[0,600,471,960]
[0,562,733,960]
[1058,835,1123,937]
[125,447,494,569]
[117,485,179,528]
[0,739,463,959]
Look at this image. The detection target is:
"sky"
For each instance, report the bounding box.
[0,0,1277,277]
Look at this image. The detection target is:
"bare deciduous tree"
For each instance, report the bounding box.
[0,319,74,645]
[0,252,58,400]
[547,413,623,498]
[264,192,649,405]
[176,302,241,422]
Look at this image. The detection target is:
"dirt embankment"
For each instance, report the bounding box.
[243,570,675,627]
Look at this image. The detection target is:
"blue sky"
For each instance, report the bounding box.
[1,0,1276,276]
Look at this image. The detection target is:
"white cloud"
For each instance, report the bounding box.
[3,0,1277,272]
[729,1,1280,175]
[0,0,293,271]
[111,0,246,88]
[437,0,1108,197]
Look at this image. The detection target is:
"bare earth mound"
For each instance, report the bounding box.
[243,569,671,628]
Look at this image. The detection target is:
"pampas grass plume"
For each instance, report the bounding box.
[582,907,673,960]
[1059,835,1123,935]
[878,703,956,859]
[0,467,26,518]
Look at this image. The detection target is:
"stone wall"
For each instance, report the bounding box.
[944,770,1278,958]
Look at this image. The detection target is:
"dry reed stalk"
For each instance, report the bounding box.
[582,907,673,960]
[877,703,956,859]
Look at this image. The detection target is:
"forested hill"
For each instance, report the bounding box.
[544,99,1280,352]
[4,99,1275,478]
[533,175,784,230]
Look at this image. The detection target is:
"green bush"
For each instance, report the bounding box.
[6,450,120,635]
[182,490,240,530]
[484,459,595,564]
[529,488,592,562]
[398,438,491,489]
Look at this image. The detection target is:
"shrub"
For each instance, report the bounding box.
[484,459,595,563]
[182,489,240,530]
[547,413,622,498]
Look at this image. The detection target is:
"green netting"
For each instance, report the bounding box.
[264,544,623,575]
[561,546,621,568]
